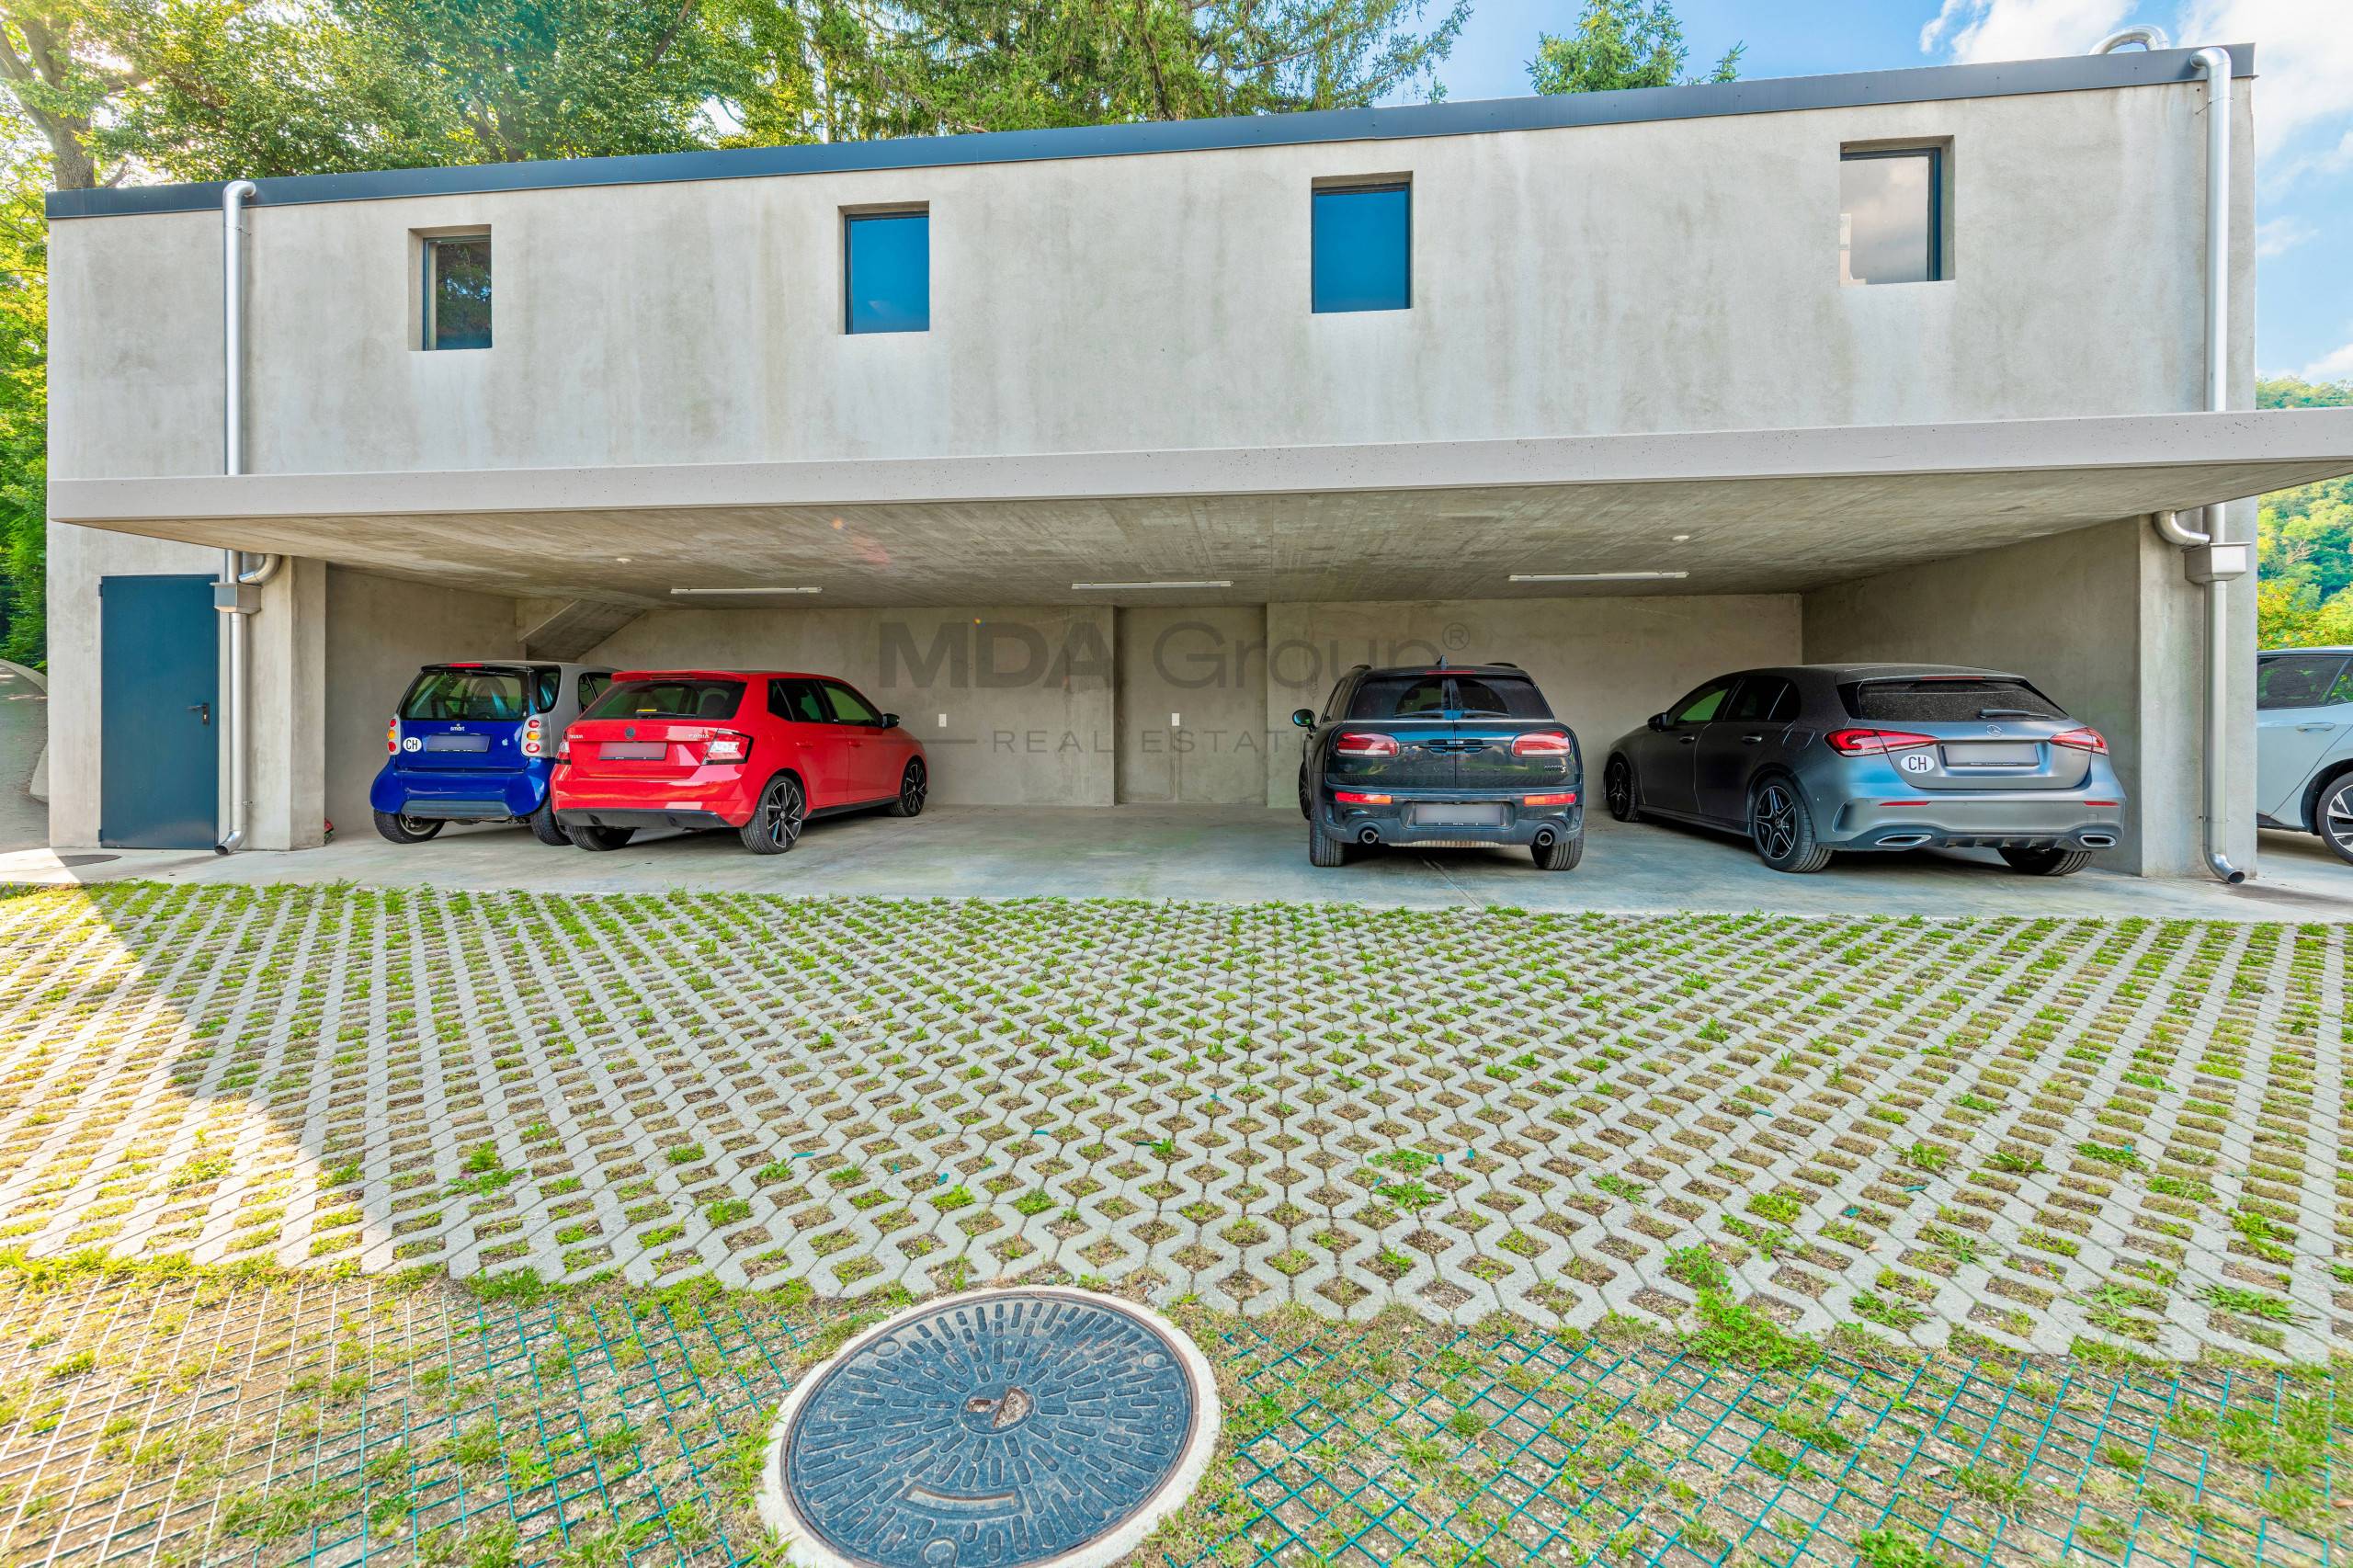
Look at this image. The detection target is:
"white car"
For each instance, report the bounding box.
[2256,647,2353,862]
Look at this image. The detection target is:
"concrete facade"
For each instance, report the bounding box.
[39,47,2343,881]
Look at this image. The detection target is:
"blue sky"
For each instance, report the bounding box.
[1419,0,2352,381]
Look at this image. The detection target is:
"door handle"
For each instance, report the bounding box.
[1677,734,1699,744]
[1741,733,1764,744]
[2298,723,2334,733]
[188,702,210,727]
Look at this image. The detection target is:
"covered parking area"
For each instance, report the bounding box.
[41,404,2353,889]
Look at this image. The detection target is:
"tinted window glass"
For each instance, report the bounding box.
[1839,150,1939,285]
[577,673,611,710]
[2256,654,2351,710]
[1313,185,1410,312]
[1727,677,1798,723]
[585,679,745,721]
[824,682,882,724]
[1670,680,1733,725]
[400,668,527,722]
[1349,676,1448,719]
[1845,678,2066,722]
[1451,676,1552,719]
[770,678,829,722]
[1322,678,1353,722]
[532,666,561,712]
[424,235,492,349]
[846,211,928,334]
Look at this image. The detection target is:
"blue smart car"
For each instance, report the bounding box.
[372,662,616,845]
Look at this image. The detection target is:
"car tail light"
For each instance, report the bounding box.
[1510,732,1572,757]
[2052,727,2108,754]
[1523,791,1578,806]
[556,735,573,762]
[1333,790,1392,805]
[1334,732,1400,758]
[1824,728,1937,756]
[703,732,751,765]
[385,719,398,755]
[521,714,545,757]
[2085,799,2120,807]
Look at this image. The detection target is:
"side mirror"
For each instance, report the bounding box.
[881,713,900,730]
[1647,712,1672,733]
[1290,709,1316,729]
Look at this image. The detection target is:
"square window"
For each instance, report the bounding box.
[421,234,492,349]
[845,210,929,334]
[1839,148,1942,285]
[1313,182,1410,312]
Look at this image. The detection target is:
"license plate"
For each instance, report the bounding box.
[1413,802,1506,827]
[423,733,489,753]
[598,741,666,760]
[1942,743,2039,767]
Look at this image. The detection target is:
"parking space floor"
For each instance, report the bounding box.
[6,804,2352,919]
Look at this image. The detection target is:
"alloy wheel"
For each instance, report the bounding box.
[1605,760,1631,818]
[762,778,805,849]
[2325,783,2353,859]
[1752,784,1798,861]
[900,760,927,816]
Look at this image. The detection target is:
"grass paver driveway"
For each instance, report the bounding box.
[0,883,2341,1368]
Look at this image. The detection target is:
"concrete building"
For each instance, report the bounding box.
[40,41,2353,876]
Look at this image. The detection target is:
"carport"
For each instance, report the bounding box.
[43,404,2353,880]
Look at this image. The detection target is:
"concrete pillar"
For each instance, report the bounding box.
[244,557,328,849]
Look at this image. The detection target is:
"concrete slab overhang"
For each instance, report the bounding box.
[49,409,2353,608]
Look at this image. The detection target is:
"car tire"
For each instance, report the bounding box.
[1604,756,1639,823]
[527,798,572,846]
[742,773,805,855]
[1298,769,1311,820]
[1749,778,1832,873]
[888,758,927,818]
[372,809,443,845]
[1532,830,1584,871]
[1308,816,1347,868]
[2314,774,2353,866]
[572,824,634,851]
[2000,846,2093,877]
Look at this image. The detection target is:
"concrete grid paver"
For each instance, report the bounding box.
[0,882,2343,1366]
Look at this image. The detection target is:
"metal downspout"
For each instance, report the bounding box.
[2094,29,2246,883]
[215,179,280,854]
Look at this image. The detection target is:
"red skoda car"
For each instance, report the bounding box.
[551,670,927,854]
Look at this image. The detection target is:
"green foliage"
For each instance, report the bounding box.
[1688,1289,1816,1371]
[1528,0,1739,97]
[0,165,41,665]
[2255,376,2353,648]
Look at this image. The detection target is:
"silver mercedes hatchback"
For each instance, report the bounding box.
[1603,664,2128,875]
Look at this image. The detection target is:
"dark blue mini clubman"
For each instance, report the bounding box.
[370,661,616,845]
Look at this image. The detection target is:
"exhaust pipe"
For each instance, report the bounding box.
[1532,827,1556,851]
[1879,834,1932,849]
[1357,826,1381,846]
[2095,28,2247,885]
[214,178,281,855]
[2082,833,2119,849]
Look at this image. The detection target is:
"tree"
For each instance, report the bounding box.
[0,162,40,665]
[1528,0,1738,97]
[2256,376,2353,649]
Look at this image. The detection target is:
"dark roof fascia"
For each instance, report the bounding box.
[47,44,2253,221]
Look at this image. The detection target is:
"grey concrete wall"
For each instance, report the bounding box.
[45,522,226,847]
[1262,596,1803,806]
[324,568,525,839]
[582,606,1117,807]
[1798,515,2256,879]
[49,80,2252,481]
[1115,607,1268,804]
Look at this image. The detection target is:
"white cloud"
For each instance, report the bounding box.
[2180,0,2353,153]
[1918,0,2135,62]
[2256,214,2316,255]
[2302,341,2353,381]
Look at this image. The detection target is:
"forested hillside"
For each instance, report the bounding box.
[2256,376,2353,648]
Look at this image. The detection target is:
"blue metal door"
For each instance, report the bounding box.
[101,574,218,847]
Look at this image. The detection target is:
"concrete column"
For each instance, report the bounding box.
[244,557,329,850]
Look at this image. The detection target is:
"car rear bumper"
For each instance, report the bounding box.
[1321,788,1582,847]
[551,774,760,831]
[1828,793,2125,852]
[555,807,738,833]
[370,762,545,820]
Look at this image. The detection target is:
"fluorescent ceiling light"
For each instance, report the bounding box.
[1071,580,1233,591]
[1508,571,1690,583]
[668,586,823,597]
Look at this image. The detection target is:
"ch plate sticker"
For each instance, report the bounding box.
[1898,751,1934,774]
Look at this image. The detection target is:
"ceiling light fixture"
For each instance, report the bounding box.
[667,586,823,597]
[1507,570,1690,583]
[1071,580,1233,591]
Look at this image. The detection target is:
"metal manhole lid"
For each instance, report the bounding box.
[760,1288,1221,1568]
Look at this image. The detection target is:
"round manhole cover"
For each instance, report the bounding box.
[760,1288,1219,1568]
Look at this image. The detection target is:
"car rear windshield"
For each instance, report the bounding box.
[1842,677,2065,723]
[584,678,745,722]
[1348,675,1552,720]
[399,667,532,722]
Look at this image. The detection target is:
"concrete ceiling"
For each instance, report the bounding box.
[51,409,2353,608]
